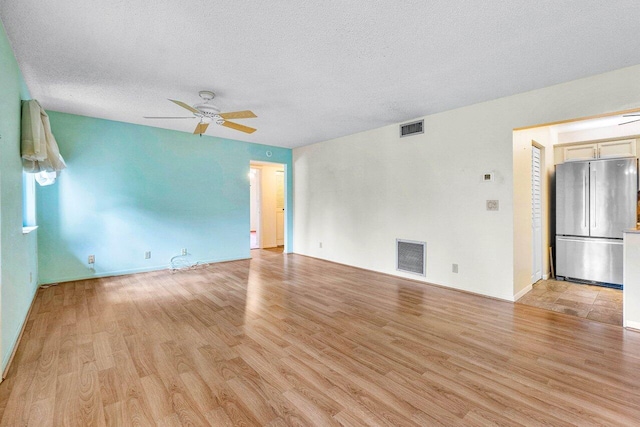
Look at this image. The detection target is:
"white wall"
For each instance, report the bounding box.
[624,232,640,329]
[294,64,640,301]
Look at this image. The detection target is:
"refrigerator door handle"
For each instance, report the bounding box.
[591,170,597,229]
[584,174,588,228]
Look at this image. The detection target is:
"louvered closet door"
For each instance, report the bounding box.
[532,146,543,283]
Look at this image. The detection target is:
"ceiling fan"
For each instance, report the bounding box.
[620,113,640,126]
[144,90,257,135]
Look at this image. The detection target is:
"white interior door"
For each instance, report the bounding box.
[276,170,285,246]
[532,146,543,283]
[249,168,260,249]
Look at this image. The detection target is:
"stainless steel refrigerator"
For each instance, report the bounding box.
[555,158,637,286]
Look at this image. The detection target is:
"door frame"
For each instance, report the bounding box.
[249,160,289,253]
[531,143,543,284]
[249,167,262,249]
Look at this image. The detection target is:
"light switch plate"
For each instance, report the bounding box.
[486,200,499,211]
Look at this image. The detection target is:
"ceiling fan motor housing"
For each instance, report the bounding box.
[194,103,221,117]
[194,90,220,118]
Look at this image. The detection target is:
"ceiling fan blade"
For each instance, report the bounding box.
[221,121,257,134]
[619,118,640,126]
[143,116,194,119]
[169,99,199,114]
[194,122,210,134]
[219,110,257,120]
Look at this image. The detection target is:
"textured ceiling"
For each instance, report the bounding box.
[2,1,640,148]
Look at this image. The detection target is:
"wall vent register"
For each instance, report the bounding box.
[396,239,426,276]
[400,120,424,137]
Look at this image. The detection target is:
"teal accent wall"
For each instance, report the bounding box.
[0,19,37,370]
[38,112,293,284]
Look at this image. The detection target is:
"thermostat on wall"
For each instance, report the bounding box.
[482,173,494,182]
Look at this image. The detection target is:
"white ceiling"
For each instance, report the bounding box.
[2,1,640,148]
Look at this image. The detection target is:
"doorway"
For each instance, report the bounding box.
[514,111,637,324]
[249,161,286,253]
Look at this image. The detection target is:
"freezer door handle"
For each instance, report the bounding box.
[556,237,622,245]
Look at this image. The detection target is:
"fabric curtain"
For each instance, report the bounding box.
[21,100,66,184]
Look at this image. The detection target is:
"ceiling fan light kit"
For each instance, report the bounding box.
[144,90,257,135]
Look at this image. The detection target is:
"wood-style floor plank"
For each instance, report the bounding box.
[1,249,640,426]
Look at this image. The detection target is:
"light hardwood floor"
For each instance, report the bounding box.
[1,250,640,426]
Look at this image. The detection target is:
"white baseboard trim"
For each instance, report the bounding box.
[513,284,533,302]
[2,286,38,379]
[624,320,640,331]
[294,251,516,302]
[542,273,550,280]
[39,255,250,286]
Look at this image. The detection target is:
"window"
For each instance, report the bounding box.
[22,172,36,228]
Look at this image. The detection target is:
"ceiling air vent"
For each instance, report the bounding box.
[400,120,424,138]
[396,239,426,276]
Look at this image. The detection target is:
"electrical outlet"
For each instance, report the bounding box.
[29,272,32,283]
[452,263,459,273]
[88,255,95,264]
[181,248,187,256]
[319,242,323,248]
[486,200,499,211]
[145,251,151,259]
